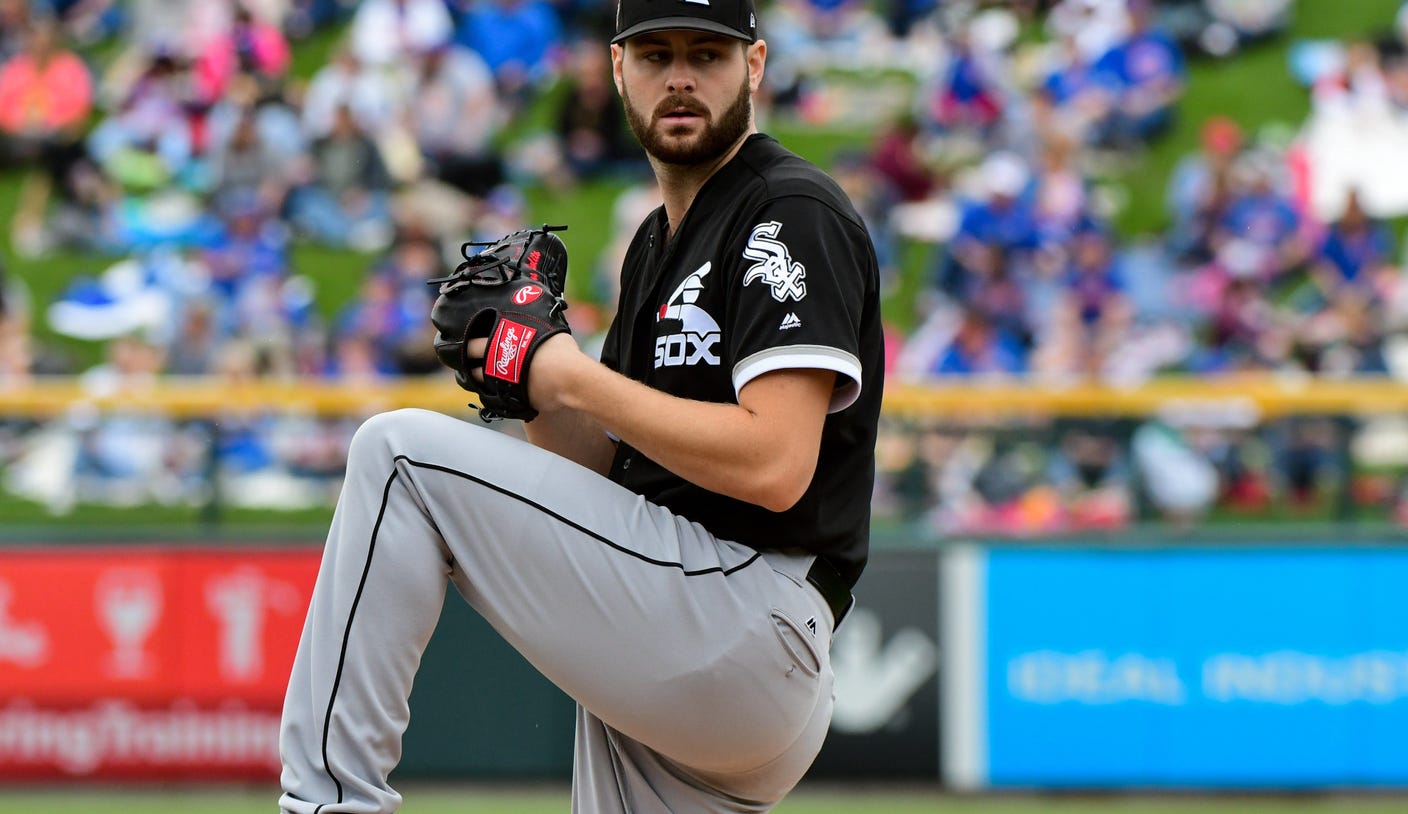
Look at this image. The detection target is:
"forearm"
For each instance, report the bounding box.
[549,357,827,512]
[524,406,617,476]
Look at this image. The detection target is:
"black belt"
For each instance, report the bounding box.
[805,557,854,629]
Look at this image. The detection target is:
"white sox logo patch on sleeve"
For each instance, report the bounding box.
[486,319,536,383]
[655,261,721,368]
[743,221,807,303]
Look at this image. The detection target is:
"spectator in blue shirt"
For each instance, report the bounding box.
[1310,188,1393,301]
[453,0,564,110]
[1212,153,1312,285]
[199,192,310,350]
[1055,221,1132,370]
[935,151,1040,301]
[1039,34,1110,143]
[1042,37,1099,107]
[1062,228,1127,319]
[932,306,1028,377]
[1091,0,1186,146]
[333,271,424,375]
[921,25,1005,138]
[201,192,288,307]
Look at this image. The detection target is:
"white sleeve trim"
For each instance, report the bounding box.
[733,345,863,413]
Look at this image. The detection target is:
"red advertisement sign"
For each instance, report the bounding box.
[0,546,320,779]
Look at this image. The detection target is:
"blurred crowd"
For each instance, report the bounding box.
[2,0,1407,531]
[870,0,1385,387]
[860,0,1408,536]
[0,0,644,509]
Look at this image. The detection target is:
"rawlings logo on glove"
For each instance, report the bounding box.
[429,224,571,422]
[513,285,544,306]
[490,319,534,381]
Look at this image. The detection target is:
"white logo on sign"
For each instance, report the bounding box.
[95,569,163,679]
[1008,650,1187,705]
[1203,651,1408,705]
[779,312,802,331]
[206,567,303,682]
[830,607,937,733]
[0,581,48,667]
[655,261,721,368]
[742,221,807,303]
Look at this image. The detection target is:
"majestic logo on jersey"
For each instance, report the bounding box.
[779,312,802,330]
[655,262,721,368]
[743,221,807,303]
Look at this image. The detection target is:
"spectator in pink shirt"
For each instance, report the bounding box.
[0,17,94,254]
[0,19,92,138]
[192,3,292,102]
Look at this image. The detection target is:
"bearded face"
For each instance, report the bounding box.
[623,70,752,167]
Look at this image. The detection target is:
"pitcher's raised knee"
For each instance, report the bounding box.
[347,408,478,466]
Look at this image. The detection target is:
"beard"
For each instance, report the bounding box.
[624,75,752,166]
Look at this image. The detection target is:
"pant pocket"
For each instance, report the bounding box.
[771,609,822,678]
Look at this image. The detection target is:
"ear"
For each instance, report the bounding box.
[611,43,626,97]
[747,39,766,94]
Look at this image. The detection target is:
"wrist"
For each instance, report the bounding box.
[551,347,598,415]
[529,332,588,414]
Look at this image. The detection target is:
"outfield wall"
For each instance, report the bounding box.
[1,542,1405,787]
[944,544,1408,790]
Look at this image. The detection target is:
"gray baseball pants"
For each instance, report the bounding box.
[278,408,836,813]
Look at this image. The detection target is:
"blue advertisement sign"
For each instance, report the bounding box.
[983,546,1408,787]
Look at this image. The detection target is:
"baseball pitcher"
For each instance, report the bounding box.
[277,0,884,810]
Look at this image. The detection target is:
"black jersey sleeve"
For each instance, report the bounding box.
[723,194,876,413]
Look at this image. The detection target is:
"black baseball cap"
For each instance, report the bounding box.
[612,0,758,45]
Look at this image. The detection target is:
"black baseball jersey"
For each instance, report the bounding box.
[600,133,884,588]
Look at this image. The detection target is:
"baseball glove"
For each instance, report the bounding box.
[429,224,571,422]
